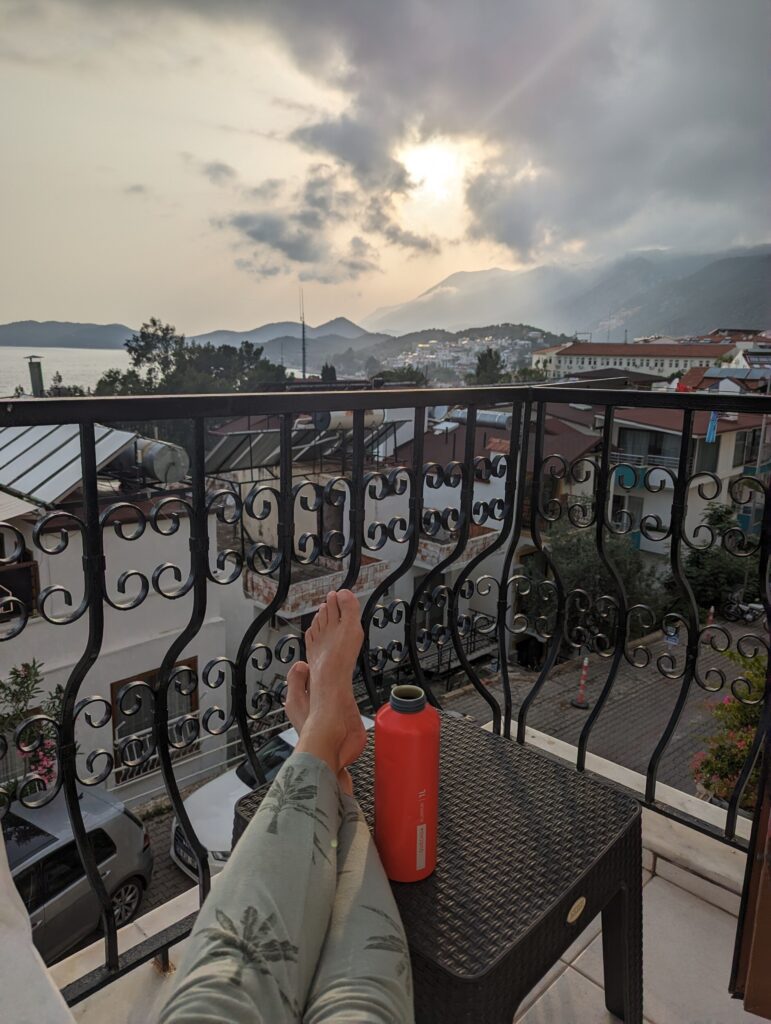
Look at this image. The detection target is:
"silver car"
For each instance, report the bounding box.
[3,788,154,964]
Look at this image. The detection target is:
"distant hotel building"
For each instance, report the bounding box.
[532,329,765,381]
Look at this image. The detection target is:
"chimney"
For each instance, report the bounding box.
[26,356,44,397]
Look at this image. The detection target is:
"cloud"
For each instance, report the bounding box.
[123,183,148,195]
[245,178,284,201]
[201,160,237,186]
[71,0,767,263]
[234,256,284,278]
[149,0,768,260]
[290,115,409,193]
[363,197,439,254]
[227,211,325,263]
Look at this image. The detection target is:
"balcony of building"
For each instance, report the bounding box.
[0,381,768,1023]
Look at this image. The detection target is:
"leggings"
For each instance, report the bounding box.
[159,752,414,1023]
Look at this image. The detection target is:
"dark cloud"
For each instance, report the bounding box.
[364,197,439,254]
[227,211,324,263]
[202,160,237,185]
[123,183,148,195]
[293,164,356,229]
[234,256,284,278]
[82,0,767,261]
[290,115,409,192]
[245,178,284,201]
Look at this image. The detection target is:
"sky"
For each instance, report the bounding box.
[1,0,767,333]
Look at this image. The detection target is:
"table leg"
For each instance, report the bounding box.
[601,879,643,1023]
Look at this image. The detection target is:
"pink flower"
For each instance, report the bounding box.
[722,696,732,705]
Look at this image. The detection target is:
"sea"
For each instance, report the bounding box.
[0,346,131,397]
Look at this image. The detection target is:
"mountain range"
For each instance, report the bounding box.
[1,246,767,357]
[364,246,771,338]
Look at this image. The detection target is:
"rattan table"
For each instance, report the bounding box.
[234,715,642,1024]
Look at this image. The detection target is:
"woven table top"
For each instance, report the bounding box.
[235,715,639,980]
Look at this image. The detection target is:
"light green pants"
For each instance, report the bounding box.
[159,753,414,1024]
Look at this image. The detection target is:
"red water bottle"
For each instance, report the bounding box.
[374,684,440,882]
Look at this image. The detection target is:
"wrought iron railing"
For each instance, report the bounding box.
[0,382,768,1003]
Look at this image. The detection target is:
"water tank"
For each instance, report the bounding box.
[137,439,190,483]
[449,409,513,432]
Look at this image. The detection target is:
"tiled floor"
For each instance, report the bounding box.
[515,874,764,1024]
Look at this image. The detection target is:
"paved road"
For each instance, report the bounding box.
[442,618,764,798]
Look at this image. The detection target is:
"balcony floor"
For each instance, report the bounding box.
[516,873,762,1024]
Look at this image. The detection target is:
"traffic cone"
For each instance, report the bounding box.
[571,655,590,709]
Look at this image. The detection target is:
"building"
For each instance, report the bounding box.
[545,341,736,380]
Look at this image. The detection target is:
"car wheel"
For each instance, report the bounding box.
[111,877,144,927]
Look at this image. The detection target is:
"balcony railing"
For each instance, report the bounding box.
[0,382,768,1005]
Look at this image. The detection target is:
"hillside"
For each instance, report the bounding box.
[0,320,133,348]
[363,245,771,338]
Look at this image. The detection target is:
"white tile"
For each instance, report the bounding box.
[655,857,741,916]
[517,966,626,1023]
[573,877,760,1024]
[513,960,569,1021]
[642,810,747,895]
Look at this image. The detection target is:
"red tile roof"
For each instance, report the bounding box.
[557,343,734,359]
[610,407,763,436]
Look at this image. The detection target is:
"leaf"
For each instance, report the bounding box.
[214,909,238,935]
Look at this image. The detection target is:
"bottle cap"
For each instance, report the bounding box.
[389,684,426,713]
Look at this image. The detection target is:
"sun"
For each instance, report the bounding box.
[399,138,468,202]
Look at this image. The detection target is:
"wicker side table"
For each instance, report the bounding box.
[234,716,642,1024]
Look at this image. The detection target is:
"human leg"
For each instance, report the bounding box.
[159,591,366,1024]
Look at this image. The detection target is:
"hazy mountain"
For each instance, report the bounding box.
[191,316,367,347]
[364,246,771,338]
[0,320,133,348]
[604,254,771,340]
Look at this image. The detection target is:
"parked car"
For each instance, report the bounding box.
[3,788,153,965]
[170,718,373,880]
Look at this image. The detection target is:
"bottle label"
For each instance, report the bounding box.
[416,823,427,871]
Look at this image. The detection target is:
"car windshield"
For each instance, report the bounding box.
[2,811,56,870]
[235,737,292,787]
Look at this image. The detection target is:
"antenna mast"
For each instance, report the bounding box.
[300,287,307,380]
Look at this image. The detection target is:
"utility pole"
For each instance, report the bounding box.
[299,287,307,380]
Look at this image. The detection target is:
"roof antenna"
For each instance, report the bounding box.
[299,286,306,380]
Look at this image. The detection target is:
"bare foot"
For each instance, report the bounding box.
[285,660,354,796]
[294,590,366,778]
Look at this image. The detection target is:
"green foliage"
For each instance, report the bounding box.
[320,362,337,383]
[373,365,429,387]
[522,511,667,646]
[364,355,382,377]
[678,502,760,610]
[514,366,547,382]
[95,318,288,396]
[0,660,45,735]
[466,346,508,385]
[691,648,765,809]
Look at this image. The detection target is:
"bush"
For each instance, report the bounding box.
[691,648,765,810]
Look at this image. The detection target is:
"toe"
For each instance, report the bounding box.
[338,589,361,623]
[327,590,340,620]
[317,601,329,629]
[285,661,310,724]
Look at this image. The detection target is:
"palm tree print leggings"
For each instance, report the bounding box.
[159,753,414,1023]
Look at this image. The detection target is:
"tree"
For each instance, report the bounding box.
[365,355,382,378]
[372,365,430,387]
[467,346,508,385]
[676,502,761,611]
[320,362,337,383]
[515,366,547,382]
[95,319,288,396]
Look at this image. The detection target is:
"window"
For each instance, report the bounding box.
[0,544,39,624]
[111,658,199,784]
[733,429,760,468]
[43,841,85,900]
[14,865,43,912]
